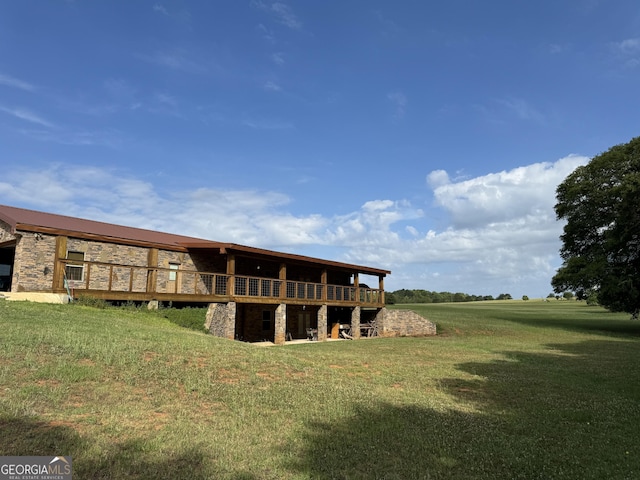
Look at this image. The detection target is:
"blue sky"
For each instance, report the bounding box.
[1,1,639,298]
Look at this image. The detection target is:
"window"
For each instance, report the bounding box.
[262,310,272,331]
[169,263,179,281]
[65,251,85,281]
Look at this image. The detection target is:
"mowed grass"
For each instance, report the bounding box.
[1,299,639,479]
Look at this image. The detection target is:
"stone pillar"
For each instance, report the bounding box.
[205,302,236,340]
[317,304,328,341]
[351,306,361,339]
[375,307,386,337]
[274,303,287,345]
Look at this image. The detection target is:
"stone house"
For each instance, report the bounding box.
[0,204,402,343]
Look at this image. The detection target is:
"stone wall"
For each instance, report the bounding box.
[205,302,236,339]
[378,308,436,337]
[0,220,15,243]
[13,232,57,292]
[66,238,150,292]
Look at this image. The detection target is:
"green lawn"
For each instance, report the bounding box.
[1,299,639,479]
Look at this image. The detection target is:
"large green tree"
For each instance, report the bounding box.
[552,136,640,318]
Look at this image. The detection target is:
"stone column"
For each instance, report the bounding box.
[351,306,361,339]
[317,304,328,341]
[274,303,287,345]
[374,307,386,337]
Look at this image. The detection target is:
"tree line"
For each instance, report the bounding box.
[386,289,513,304]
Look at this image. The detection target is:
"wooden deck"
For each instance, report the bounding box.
[57,259,385,307]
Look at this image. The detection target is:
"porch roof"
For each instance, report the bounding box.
[0,204,390,277]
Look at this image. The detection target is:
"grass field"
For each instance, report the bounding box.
[1,299,639,479]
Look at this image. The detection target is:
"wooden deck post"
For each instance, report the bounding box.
[279,263,286,299]
[52,236,67,292]
[379,275,385,305]
[353,273,359,303]
[227,254,235,297]
[321,269,327,301]
[147,248,158,293]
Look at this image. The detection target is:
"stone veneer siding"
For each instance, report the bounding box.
[0,220,15,243]
[205,302,236,339]
[12,232,57,292]
[317,305,327,341]
[351,306,361,339]
[378,308,436,337]
[66,238,150,292]
[2,226,224,295]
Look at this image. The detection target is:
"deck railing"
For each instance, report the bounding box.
[59,259,383,306]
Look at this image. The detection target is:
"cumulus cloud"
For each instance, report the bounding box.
[429,155,587,229]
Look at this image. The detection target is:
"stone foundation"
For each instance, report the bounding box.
[205,302,236,339]
[378,308,436,337]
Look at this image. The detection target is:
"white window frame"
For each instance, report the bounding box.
[65,251,85,281]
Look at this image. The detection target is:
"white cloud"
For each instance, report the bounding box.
[615,37,640,54]
[429,155,587,229]
[0,156,590,297]
[387,91,407,119]
[241,117,293,129]
[153,4,168,15]
[496,97,545,123]
[271,52,285,66]
[0,106,54,128]
[257,23,276,43]
[0,73,35,92]
[253,1,302,30]
[263,81,282,92]
[17,128,122,147]
[426,169,450,188]
[154,92,177,106]
[141,49,204,73]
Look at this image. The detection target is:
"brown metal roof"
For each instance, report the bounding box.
[0,204,390,276]
[0,204,216,248]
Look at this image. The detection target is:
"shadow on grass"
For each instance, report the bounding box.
[498,310,640,338]
[284,338,640,480]
[0,417,257,480]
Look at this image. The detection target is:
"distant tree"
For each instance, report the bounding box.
[552,135,640,318]
[586,291,599,306]
[563,291,575,301]
[497,293,513,300]
[547,293,556,299]
[522,295,529,301]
